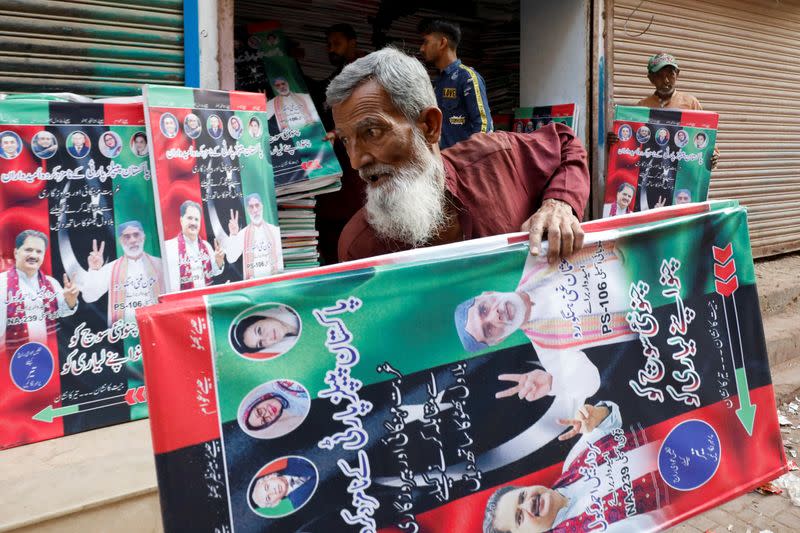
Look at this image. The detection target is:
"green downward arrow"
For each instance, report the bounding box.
[32,404,79,423]
[734,367,757,436]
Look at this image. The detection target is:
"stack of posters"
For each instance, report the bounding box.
[604,105,718,218]
[278,198,320,270]
[138,200,786,532]
[142,85,283,293]
[512,103,579,133]
[0,99,161,449]
[240,22,342,198]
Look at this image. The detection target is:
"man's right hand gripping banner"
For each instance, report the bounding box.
[604,106,718,218]
[138,200,786,533]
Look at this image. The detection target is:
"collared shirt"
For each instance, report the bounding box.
[434,59,493,149]
[81,254,163,324]
[337,123,590,262]
[164,235,223,291]
[0,268,77,341]
[224,221,283,279]
[636,90,702,110]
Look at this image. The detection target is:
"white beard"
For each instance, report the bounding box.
[362,131,448,247]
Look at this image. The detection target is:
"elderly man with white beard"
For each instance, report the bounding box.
[326,48,590,264]
[224,193,283,279]
[81,221,164,326]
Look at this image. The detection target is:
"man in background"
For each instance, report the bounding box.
[419,18,492,149]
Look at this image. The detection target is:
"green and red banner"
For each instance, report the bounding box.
[513,104,579,133]
[139,200,785,532]
[143,85,283,294]
[0,100,160,449]
[604,106,718,218]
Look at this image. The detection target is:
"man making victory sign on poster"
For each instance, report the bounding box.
[224,193,282,279]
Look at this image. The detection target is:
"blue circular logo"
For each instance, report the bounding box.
[658,419,721,490]
[10,342,54,392]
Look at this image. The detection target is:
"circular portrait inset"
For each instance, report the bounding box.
[674,129,689,148]
[238,379,310,439]
[655,128,670,146]
[535,120,545,130]
[635,125,651,144]
[99,131,123,158]
[207,114,224,139]
[66,131,91,159]
[247,35,261,50]
[694,131,709,149]
[617,124,633,142]
[160,113,179,139]
[130,131,148,157]
[228,116,244,139]
[0,131,23,160]
[230,303,302,359]
[248,116,263,139]
[30,131,58,160]
[524,121,535,133]
[184,113,202,139]
[248,456,319,517]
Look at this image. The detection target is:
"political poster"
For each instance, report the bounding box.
[143,85,283,294]
[0,100,160,449]
[512,104,579,134]
[240,22,342,196]
[604,106,718,218]
[138,200,786,532]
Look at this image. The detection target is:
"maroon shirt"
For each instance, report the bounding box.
[338,123,590,262]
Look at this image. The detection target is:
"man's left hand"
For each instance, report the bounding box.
[63,273,79,309]
[214,238,225,269]
[522,198,584,264]
[557,403,610,441]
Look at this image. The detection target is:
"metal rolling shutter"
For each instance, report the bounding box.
[0,0,184,97]
[612,0,800,257]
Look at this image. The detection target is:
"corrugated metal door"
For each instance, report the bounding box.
[0,0,184,97]
[612,0,800,257]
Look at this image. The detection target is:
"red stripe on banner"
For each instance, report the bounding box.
[138,296,219,454]
[148,107,205,241]
[380,385,785,532]
[247,20,281,33]
[229,91,267,112]
[104,103,145,126]
[680,110,719,130]
[0,128,65,448]
[550,104,576,117]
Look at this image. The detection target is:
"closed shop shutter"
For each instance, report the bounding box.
[612,0,800,257]
[0,0,184,97]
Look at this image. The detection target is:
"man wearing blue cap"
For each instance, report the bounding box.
[609,52,719,169]
[82,220,164,326]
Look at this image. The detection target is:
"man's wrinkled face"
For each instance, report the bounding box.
[493,486,560,533]
[72,133,86,150]
[273,79,291,97]
[332,80,447,246]
[186,115,200,130]
[327,32,355,66]
[247,397,284,429]
[247,197,263,223]
[209,116,221,130]
[676,191,691,204]
[2,135,18,157]
[180,205,201,239]
[465,291,528,347]
[120,226,145,258]
[244,317,289,350]
[15,236,46,275]
[648,65,679,97]
[419,33,443,65]
[251,474,288,508]
[617,185,634,209]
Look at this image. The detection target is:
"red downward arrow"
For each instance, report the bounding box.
[713,243,733,264]
[714,259,737,281]
[124,388,136,405]
[715,276,739,297]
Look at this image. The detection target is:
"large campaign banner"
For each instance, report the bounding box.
[242,22,342,196]
[0,100,161,449]
[138,201,786,532]
[143,85,283,294]
[604,106,718,218]
[512,104,579,133]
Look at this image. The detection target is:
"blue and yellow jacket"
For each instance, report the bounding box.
[434,59,493,149]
